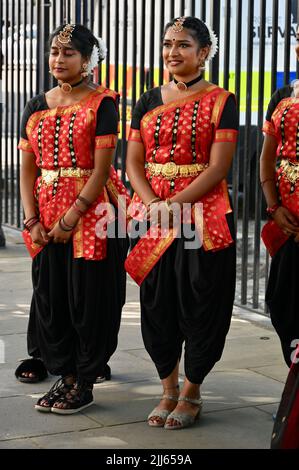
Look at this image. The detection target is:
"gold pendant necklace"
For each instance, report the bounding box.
[59,78,84,94]
[173,75,203,91]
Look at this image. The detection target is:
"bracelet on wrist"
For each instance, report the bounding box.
[59,217,75,232]
[24,216,39,231]
[145,197,160,208]
[164,198,174,215]
[77,195,92,208]
[266,203,280,217]
[72,200,85,217]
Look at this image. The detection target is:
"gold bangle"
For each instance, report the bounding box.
[146,197,160,208]
[164,198,173,215]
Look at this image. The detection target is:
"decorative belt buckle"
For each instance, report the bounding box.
[163,162,178,179]
[43,172,57,185]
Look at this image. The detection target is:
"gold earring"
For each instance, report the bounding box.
[81,63,88,78]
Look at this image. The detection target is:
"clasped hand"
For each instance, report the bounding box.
[273,206,299,241]
[147,200,175,229]
[30,221,72,245]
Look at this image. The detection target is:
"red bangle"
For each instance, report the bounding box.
[72,201,85,216]
[266,203,280,216]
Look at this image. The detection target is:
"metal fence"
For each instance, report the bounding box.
[1,0,299,313]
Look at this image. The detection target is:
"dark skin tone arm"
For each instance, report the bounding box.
[260,134,299,238]
[20,147,114,244]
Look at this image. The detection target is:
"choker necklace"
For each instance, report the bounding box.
[59,78,84,94]
[173,75,203,91]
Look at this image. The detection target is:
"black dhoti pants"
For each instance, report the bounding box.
[28,232,128,382]
[266,238,299,367]
[139,215,236,385]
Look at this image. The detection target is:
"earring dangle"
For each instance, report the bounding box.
[81,64,89,78]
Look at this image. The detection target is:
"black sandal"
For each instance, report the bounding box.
[51,380,94,414]
[15,358,48,383]
[94,364,111,384]
[35,377,74,412]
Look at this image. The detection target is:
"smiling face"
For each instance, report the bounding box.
[162,27,209,79]
[49,38,86,83]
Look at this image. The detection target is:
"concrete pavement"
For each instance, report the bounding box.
[0,227,288,450]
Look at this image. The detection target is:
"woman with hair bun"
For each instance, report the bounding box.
[17,24,129,414]
[126,16,238,430]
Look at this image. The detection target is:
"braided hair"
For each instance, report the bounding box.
[163,16,212,50]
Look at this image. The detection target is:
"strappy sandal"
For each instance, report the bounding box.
[164,396,203,430]
[51,379,94,415]
[34,376,74,412]
[15,358,48,383]
[147,385,179,428]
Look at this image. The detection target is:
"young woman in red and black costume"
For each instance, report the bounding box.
[126,16,238,430]
[17,24,129,414]
[260,24,299,448]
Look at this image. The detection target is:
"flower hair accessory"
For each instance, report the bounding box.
[204,23,218,61]
[85,38,107,74]
[291,79,299,98]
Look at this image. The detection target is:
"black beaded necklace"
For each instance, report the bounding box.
[59,78,84,94]
[173,74,203,91]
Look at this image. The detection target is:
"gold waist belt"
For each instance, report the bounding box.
[280,159,299,185]
[146,162,208,180]
[41,168,93,185]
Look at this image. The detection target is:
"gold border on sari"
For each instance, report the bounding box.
[95,134,118,149]
[214,129,238,143]
[72,179,85,258]
[262,120,276,137]
[26,87,119,138]
[141,85,218,128]
[211,90,232,127]
[128,128,142,142]
[18,137,33,152]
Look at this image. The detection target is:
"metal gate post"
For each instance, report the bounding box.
[209,0,220,84]
[0,11,5,247]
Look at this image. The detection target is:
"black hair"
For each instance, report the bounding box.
[48,24,103,62]
[163,16,212,50]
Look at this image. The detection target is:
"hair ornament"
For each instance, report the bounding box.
[204,23,218,61]
[172,17,186,33]
[85,38,107,74]
[57,24,75,44]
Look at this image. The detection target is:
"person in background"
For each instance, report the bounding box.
[260,24,299,448]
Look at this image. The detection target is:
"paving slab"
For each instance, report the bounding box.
[0,395,102,441]
[0,406,274,449]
